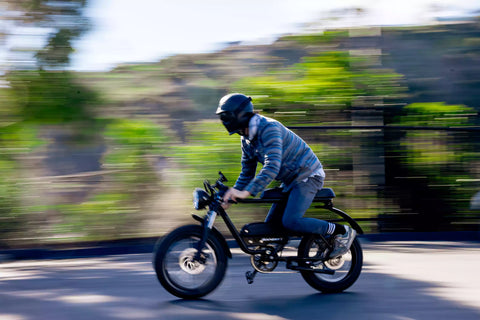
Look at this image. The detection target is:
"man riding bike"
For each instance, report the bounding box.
[216,93,356,258]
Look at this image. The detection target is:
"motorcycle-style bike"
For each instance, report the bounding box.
[153,172,363,299]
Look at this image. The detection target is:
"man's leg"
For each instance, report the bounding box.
[281,176,330,235]
[264,199,287,228]
[270,176,356,258]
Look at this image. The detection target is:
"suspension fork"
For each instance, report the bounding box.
[194,210,217,260]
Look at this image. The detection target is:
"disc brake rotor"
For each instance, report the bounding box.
[179,248,206,274]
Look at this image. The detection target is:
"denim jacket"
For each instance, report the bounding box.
[233,115,323,196]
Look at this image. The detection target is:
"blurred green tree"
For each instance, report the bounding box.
[0,0,170,243]
[4,0,90,69]
[0,0,99,245]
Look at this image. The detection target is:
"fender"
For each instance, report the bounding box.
[314,204,364,234]
[192,214,232,258]
[327,206,364,234]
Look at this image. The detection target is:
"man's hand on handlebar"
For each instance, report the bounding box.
[222,188,251,209]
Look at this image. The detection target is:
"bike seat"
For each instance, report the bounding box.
[260,187,336,201]
[314,188,336,200]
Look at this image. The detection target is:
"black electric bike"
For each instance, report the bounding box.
[153,172,363,299]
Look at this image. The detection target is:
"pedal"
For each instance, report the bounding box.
[245,270,258,284]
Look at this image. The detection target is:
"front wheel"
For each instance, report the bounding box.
[153,225,227,299]
[298,235,363,293]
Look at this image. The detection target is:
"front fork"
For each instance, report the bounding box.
[194,210,217,260]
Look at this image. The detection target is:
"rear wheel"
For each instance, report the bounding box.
[297,235,362,293]
[153,225,227,299]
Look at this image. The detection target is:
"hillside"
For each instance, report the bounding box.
[77,21,480,124]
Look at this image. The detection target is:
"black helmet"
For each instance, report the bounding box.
[216,93,254,135]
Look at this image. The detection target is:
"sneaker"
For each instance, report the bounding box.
[329,225,356,259]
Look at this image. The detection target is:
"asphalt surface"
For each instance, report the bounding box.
[0,239,479,320]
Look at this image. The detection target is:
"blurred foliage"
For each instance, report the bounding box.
[281,30,349,45]
[54,192,133,238]
[50,119,171,240]
[103,118,168,168]
[382,102,480,231]
[169,121,243,188]
[0,160,24,245]
[398,102,475,173]
[398,102,475,127]
[1,13,480,245]
[233,51,405,125]
[7,70,98,124]
[101,118,167,214]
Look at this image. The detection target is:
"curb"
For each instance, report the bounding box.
[1,231,479,262]
[0,237,158,262]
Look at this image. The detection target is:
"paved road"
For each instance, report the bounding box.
[1,240,479,320]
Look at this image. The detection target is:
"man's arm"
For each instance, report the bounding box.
[233,139,257,191]
[222,188,251,209]
[221,139,256,209]
[243,124,283,196]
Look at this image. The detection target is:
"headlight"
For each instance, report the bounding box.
[193,188,210,210]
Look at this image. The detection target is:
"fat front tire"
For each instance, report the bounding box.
[298,235,363,293]
[153,225,227,299]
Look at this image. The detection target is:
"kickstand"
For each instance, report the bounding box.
[245,270,258,284]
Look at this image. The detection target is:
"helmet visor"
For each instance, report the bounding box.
[219,111,236,124]
[219,111,240,134]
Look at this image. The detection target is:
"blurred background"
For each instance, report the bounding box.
[0,0,479,248]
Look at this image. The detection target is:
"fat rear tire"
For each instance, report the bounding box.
[298,236,363,293]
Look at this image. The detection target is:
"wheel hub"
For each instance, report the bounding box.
[179,248,206,274]
[324,255,345,270]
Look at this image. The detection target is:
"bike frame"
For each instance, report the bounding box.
[193,196,363,257]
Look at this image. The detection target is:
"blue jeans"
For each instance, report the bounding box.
[264,176,329,235]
